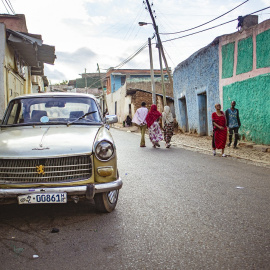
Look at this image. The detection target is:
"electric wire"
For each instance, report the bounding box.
[159,0,249,35]
[162,7,270,43]
[1,0,10,13]
[5,0,15,14]
[86,39,151,88]
[124,3,145,40]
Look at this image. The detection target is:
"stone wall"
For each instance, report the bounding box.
[173,39,220,135]
[130,91,153,113]
[127,79,173,98]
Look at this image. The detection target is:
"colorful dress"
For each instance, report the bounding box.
[146,104,163,145]
[163,123,174,144]
[212,111,227,149]
[148,121,163,143]
[162,106,174,145]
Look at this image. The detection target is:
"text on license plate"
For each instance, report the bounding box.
[18,193,67,204]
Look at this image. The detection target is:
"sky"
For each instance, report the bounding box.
[1,0,270,84]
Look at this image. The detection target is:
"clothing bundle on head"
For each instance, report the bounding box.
[162,106,173,126]
[145,104,162,128]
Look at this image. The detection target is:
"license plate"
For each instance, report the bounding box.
[18,193,67,204]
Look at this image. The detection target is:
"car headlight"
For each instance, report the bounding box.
[95,140,114,161]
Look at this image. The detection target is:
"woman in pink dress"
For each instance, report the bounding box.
[212,103,227,157]
[145,104,163,148]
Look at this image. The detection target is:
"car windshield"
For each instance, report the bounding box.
[1,96,102,126]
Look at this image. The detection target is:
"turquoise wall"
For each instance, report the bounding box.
[256,28,270,68]
[236,36,253,75]
[222,42,234,78]
[223,73,270,145]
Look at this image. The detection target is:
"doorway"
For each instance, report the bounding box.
[197,92,208,135]
[178,97,189,132]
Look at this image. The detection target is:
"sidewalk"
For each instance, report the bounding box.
[112,123,270,168]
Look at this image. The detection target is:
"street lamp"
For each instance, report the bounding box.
[138,22,151,26]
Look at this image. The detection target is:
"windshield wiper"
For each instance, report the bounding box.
[67,111,97,126]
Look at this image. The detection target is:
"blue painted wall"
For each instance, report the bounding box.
[111,75,123,93]
[173,40,220,135]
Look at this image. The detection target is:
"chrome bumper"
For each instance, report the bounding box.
[0,178,122,199]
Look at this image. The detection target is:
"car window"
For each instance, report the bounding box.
[3,96,102,126]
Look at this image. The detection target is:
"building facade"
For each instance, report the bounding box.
[105,69,173,123]
[173,16,270,145]
[173,38,220,135]
[220,18,270,145]
[0,14,56,119]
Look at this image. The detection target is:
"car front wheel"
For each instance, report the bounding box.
[94,190,119,213]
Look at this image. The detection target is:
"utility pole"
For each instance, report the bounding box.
[84,68,87,93]
[148,37,156,105]
[97,63,106,115]
[156,27,166,106]
[145,0,173,96]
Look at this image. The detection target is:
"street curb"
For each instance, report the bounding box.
[112,125,270,168]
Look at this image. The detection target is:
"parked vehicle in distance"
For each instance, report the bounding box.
[0,92,122,212]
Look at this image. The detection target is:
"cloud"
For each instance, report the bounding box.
[56,47,96,66]
[44,66,67,81]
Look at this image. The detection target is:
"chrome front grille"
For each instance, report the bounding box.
[0,155,92,183]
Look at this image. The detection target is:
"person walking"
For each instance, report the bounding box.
[212,103,227,157]
[162,106,174,148]
[145,104,163,148]
[225,101,241,149]
[132,102,148,147]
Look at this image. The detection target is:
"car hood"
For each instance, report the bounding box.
[0,125,101,158]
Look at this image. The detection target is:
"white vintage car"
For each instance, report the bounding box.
[0,92,122,212]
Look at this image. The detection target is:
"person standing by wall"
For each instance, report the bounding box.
[226,101,241,149]
[162,106,174,148]
[132,102,148,147]
[145,104,163,148]
[212,103,227,157]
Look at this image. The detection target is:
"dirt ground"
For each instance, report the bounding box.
[113,123,270,169]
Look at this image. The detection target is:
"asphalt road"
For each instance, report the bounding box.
[0,128,269,270]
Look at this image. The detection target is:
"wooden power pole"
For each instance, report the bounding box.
[145,0,173,102]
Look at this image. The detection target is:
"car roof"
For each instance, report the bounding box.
[12,92,97,101]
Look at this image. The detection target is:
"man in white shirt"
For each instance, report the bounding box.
[132,102,148,147]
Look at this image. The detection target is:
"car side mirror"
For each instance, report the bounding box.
[105,115,118,124]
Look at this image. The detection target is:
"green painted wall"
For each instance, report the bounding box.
[223,73,270,145]
[236,36,253,75]
[222,42,235,78]
[256,28,270,68]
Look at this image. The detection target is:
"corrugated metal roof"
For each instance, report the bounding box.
[6,29,56,74]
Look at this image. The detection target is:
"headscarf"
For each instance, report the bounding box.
[145,104,162,128]
[162,106,174,126]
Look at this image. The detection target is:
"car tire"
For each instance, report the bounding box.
[94,190,119,213]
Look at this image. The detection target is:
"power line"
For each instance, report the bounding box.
[5,0,15,14]
[162,7,270,43]
[159,0,249,35]
[1,0,10,13]
[86,39,151,89]
[114,41,148,69]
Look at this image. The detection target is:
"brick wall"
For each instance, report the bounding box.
[131,91,153,112]
[127,81,173,97]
